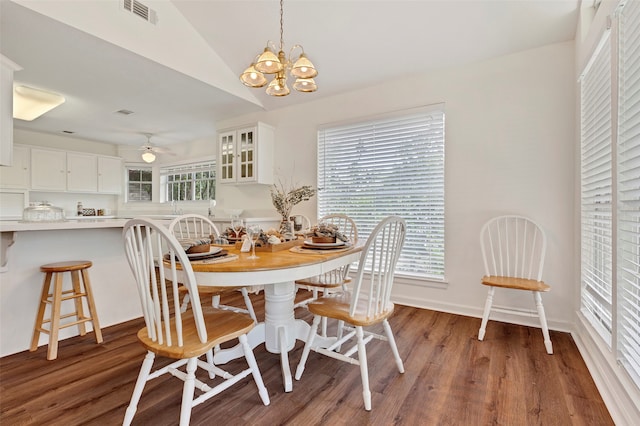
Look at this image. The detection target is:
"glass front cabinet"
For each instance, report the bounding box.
[218,122,274,185]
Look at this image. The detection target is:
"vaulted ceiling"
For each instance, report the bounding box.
[0,0,580,148]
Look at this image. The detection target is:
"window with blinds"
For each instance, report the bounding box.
[617,0,640,386]
[580,0,640,391]
[317,105,445,280]
[160,161,216,202]
[580,31,613,344]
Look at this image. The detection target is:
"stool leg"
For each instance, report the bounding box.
[71,270,87,336]
[30,272,53,352]
[47,272,64,360]
[81,268,103,344]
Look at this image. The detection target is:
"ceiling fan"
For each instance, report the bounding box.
[138,133,174,163]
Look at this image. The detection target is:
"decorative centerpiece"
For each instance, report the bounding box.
[306,222,349,243]
[270,182,316,239]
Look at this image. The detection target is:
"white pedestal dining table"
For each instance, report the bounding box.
[170,243,362,392]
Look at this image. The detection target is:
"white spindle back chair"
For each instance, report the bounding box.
[168,214,257,322]
[478,215,553,354]
[295,216,406,411]
[122,218,269,426]
[294,214,359,335]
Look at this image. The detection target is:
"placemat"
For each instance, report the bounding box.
[191,253,239,264]
[290,246,353,255]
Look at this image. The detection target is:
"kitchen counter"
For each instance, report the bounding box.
[0,224,142,357]
[0,218,128,232]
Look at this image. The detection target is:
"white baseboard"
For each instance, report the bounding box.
[572,313,640,426]
[392,286,573,332]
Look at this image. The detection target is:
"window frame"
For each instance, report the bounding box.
[125,166,153,203]
[579,0,640,392]
[160,159,216,203]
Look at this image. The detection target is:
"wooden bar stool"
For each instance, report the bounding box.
[30,260,103,360]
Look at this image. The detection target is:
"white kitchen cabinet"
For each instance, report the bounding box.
[0,55,21,167]
[97,156,122,194]
[218,122,274,185]
[31,147,120,193]
[31,148,67,191]
[67,152,98,192]
[0,145,29,189]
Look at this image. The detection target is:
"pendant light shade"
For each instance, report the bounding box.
[240,64,268,88]
[266,75,290,96]
[291,53,317,79]
[255,47,283,74]
[240,0,317,97]
[293,78,317,93]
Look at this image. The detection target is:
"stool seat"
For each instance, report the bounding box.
[40,260,93,273]
[31,260,102,360]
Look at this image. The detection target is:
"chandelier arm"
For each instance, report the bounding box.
[289,44,305,62]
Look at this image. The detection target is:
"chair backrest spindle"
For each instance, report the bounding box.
[123,218,208,349]
[349,216,406,318]
[480,215,546,281]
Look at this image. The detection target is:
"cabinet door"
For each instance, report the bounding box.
[67,152,97,192]
[218,131,236,183]
[31,148,66,191]
[98,156,122,194]
[0,145,29,188]
[236,127,257,183]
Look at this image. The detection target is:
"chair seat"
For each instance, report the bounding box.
[307,292,395,327]
[295,276,351,288]
[137,308,254,359]
[481,275,550,292]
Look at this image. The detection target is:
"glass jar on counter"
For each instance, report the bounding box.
[22,202,66,222]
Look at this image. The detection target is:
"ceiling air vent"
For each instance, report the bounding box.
[122,0,157,24]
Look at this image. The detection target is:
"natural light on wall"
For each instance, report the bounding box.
[13,84,65,121]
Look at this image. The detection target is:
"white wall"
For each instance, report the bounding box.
[216,41,576,331]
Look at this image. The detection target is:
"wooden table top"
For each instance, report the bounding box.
[188,244,363,273]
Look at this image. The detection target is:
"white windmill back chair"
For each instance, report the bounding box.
[168,214,257,322]
[478,215,553,354]
[295,216,406,411]
[294,214,359,335]
[122,218,269,426]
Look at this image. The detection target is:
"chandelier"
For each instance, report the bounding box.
[240,0,317,96]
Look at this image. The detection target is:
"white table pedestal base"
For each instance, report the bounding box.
[212,281,333,392]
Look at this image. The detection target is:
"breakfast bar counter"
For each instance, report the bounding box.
[0,219,142,357]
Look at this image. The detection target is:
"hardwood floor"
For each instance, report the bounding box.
[1,290,613,425]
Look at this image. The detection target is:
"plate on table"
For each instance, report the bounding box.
[303,240,347,249]
[186,246,223,259]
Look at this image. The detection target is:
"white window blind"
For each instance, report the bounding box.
[580,31,614,344]
[317,105,445,279]
[617,0,640,385]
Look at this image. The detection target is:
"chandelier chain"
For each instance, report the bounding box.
[279,0,284,52]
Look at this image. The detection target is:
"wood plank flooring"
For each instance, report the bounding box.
[0,290,613,425]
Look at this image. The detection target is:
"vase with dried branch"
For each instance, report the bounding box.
[270,182,316,238]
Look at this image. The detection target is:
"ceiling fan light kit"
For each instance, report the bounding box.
[141,148,156,163]
[240,0,317,97]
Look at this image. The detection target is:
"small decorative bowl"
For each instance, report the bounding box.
[312,236,336,244]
